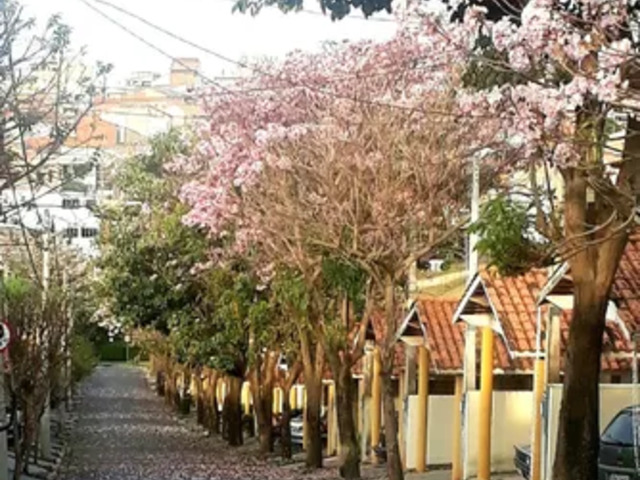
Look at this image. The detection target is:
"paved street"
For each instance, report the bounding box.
[60,364,303,480]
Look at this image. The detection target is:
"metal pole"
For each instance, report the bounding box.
[0,267,9,479]
[0,5,11,470]
[39,232,51,459]
[468,157,480,283]
[63,269,73,410]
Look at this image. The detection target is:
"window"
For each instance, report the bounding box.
[64,227,79,239]
[86,199,97,209]
[602,411,634,446]
[81,227,98,238]
[62,198,80,209]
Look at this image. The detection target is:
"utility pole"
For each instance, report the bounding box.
[467,156,480,283]
[0,266,9,480]
[0,1,10,469]
[39,230,52,459]
[63,268,73,411]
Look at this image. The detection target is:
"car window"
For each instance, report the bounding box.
[602,411,635,446]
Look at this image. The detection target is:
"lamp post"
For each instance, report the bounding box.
[124,333,131,363]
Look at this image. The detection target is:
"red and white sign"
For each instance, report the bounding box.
[0,321,11,352]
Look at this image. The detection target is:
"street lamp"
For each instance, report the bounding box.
[124,333,131,363]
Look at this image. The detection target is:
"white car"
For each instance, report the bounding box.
[290,408,327,445]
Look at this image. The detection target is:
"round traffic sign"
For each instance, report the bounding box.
[0,321,11,352]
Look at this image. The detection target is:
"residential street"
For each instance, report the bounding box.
[60,364,305,480]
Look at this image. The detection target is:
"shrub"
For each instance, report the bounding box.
[72,335,99,383]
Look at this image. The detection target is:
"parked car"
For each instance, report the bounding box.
[599,406,640,480]
[514,406,640,480]
[290,409,327,445]
[514,445,531,480]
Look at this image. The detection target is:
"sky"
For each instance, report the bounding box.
[19,0,398,84]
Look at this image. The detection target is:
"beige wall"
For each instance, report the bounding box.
[463,391,534,478]
[405,395,457,468]
[543,384,635,480]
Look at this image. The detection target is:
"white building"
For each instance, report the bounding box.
[2,147,121,258]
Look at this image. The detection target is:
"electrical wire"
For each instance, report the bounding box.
[81,0,472,117]
[77,0,238,95]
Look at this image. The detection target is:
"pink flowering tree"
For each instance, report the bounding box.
[174,26,503,479]
[401,2,640,479]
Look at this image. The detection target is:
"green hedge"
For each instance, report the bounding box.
[98,341,142,362]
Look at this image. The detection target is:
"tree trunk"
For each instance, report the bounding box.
[381,359,403,480]
[207,372,220,434]
[250,355,278,456]
[552,165,630,480]
[156,370,165,397]
[281,384,293,460]
[552,287,607,480]
[195,371,205,425]
[304,372,324,469]
[224,376,243,446]
[381,274,403,480]
[255,384,274,455]
[335,362,360,479]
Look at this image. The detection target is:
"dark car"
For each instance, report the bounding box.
[514,444,531,479]
[514,406,640,480]
[599,406,640,480]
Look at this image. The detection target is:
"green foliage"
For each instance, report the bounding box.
[233,0,392,19]
[71,335,99,382]
[98,340,139,362]
[272,269,309,318]
[98,130,207,335]
[469,196,549,276]
[461,35,528,91]
[0,275,36,303]
[115,129,190,203]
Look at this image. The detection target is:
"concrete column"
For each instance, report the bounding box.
[303,386,308,449]
[464,327,477,391]
[327,382,338,456]
[546,307,561,383]
[358,376,371,461]
[370,347,382,464]
[531,358,546,480]
[452,376,463,480]
[290,386,297,410]
[416,346,430,472]
[400,346,417,470]
[478,327,494,480]
[242,382,251,415]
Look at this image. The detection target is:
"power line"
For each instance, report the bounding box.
[83,0,470,117]
[77,0,238,96]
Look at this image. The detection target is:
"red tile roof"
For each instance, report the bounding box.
[454,266,633,372]
[612,232,640,335]
[415,297,533,373]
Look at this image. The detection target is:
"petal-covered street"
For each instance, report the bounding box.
[60,364,305,480]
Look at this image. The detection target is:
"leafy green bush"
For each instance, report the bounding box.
[71,335,99,383]
[98,340,141,362]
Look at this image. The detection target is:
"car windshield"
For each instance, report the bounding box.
[602,411,635,446]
